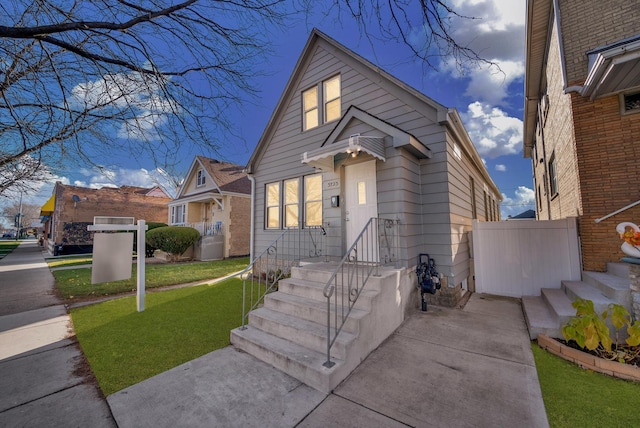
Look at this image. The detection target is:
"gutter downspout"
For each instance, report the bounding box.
[247,174,256,262]
[554,0,583,95]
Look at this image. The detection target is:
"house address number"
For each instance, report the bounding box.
[325,180,340,190]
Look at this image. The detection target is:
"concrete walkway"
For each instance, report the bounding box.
[0,241,116,427]
[1,242,549,427]
[108,294,549,427]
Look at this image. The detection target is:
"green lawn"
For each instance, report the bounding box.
[532,343,640,427]
[0,240,20,252]
[71,278,245,395]
[54,257,249,301]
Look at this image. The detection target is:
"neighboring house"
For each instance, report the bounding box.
[521,0,640,340]
[524,0,640,272]
[231,29,501,392]
[168,156,251,260]
[506,209,536,220]
[39,182,172,255]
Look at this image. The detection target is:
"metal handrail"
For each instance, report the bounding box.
[595,199,640,223]
[322,218,399,368]
[239,226,326,329]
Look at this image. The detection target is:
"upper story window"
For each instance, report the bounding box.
[196,169,206,186]
[302,75,341,131]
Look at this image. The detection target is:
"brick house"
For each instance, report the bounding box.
[524,0,640,271]
[40,182,172,255]
[168,156,251,260]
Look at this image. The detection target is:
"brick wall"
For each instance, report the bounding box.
[51,183,170,246]
[228,195,251,257]
[559,0,640,84]
[534,21,582,221]
[572,93,640,271]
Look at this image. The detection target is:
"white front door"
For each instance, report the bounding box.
[344,160,378,262]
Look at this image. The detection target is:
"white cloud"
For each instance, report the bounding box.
[495,164,507,172]
[437,0,526,106]
[500,186,535,218]
[71,71,177,142]
[462,101,523,158]
[71,167,178,197]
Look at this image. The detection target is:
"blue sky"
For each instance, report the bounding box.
[4,0,534,226]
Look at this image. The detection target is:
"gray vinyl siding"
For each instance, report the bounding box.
[250,35,499,288]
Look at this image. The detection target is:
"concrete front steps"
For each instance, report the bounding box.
[230,262,406,394]
[522,262,632,340]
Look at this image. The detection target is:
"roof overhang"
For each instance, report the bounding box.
[39,194,55,216]
[169,191,223,209]
[582,34,640,99]
[302,136,386,171]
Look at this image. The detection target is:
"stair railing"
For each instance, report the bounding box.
[322,217,399,368]
[239,226,326,329]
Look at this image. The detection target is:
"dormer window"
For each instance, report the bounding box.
[196,169,206,186]
[302,74,341,131]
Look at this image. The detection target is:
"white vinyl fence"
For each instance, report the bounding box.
[472,217,581,297]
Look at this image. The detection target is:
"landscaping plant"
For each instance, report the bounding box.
[562,298,640,364]
[146,226,199,259]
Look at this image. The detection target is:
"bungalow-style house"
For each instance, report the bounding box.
[168,156,251,260]
[522,0,640,338]
[230,29,501,392]
[40,182,171,255]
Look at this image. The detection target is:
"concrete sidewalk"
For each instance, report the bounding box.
[0,241,116,427]
[108,294,548,427]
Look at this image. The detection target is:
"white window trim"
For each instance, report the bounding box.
[196,170,206,187]
[302,74,341,132]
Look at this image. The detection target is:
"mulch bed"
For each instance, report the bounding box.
[556,338,640,367]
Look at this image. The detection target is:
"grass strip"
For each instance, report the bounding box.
[532,342,640,427]
[54,257,249,300]
[47,256,94,268]
[71,278,244,396]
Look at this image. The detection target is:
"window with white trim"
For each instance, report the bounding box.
[284,178,300,228]
[265,173,323,229]
[196,169,206,186]
[171,204,186,224]
[304,174,322,227]
[266,182,281,229]
[302,75,341,131]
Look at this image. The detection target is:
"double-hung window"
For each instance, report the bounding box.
[302,75,341,131]
[171,204,186,224]
[265,173,322,230]
[196,170,206,186]
[266,182,281,229]
[284,178,300,228]
[304,174,322,227]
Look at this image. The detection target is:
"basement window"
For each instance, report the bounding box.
[621,92,640,115]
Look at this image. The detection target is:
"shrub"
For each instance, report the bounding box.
[562,298,640,363]
[144,222,168,257]
[146,226,199,258]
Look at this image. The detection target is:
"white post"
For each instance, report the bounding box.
[137,220,146,312]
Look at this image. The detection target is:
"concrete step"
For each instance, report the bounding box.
[541,288,575,326]
[582,271,631,310]
[230,325,343,393]
[562,280,615,315]
[248,307,356,359]
[278,277,379,310]
[263,292,366,334]
[291,263,388,292]
[522,295,562,340]
[606,262,629,279]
